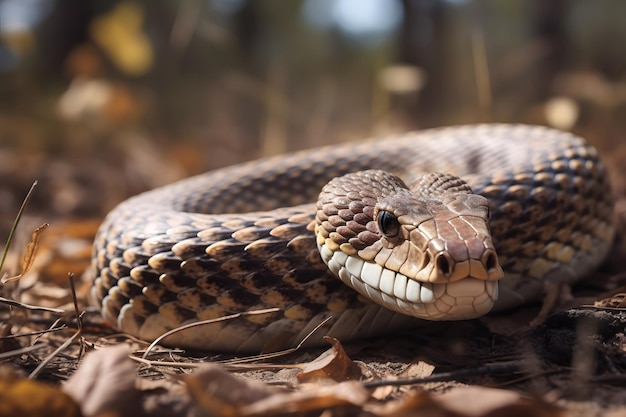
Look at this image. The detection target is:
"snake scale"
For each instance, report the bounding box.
[90,124,614,352]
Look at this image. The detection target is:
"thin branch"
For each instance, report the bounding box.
[0,296,65,314]
[0,343,48,360]
[0,325,67,340]
[223,316,333,365]
[130,355,302,371]
[141,307,281,360]
[362,361,528,388]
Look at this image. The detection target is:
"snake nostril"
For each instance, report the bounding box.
[436,253,452,276]
[485,252,498,271]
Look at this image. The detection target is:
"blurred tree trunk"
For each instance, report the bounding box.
[398,0,445,128]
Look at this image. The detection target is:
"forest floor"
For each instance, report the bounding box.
[1,139,625,417]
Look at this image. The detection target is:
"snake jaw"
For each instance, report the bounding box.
[318,240,499,320]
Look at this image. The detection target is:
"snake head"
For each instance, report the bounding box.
[315,170,503,320]
[371,173,502,283]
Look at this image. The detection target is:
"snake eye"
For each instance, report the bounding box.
[377,210,400,238]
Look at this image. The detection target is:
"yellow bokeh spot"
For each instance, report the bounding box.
[90,2,153,76]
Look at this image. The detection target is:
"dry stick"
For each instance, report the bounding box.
[362,361,529,388]
[0,181,37,274]
[580,304,626,312]
[139,315,333,368]
[0,325,67,340]
[131,355,302,372]
[222,316,334,365]
[0,297,65,314]
[29,273,83,379]
[141,308,282,360]
[0,343,49,360]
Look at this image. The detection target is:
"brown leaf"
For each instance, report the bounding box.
[0,368,82,417]
[374,390,458,417]
[241,381,369,417]
[185,362,369,417]
[64,345,141,417]
[2,223,48,284]
[297,336,363,382]
[375,386,564,417]
[184,363,280,417]
[435,386,564,417]
[371,360,435,401]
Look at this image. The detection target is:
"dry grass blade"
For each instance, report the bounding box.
[0,325,67,340]
[362,361,527,388]
[0,180,38,277]
[137,315,333,372]
[0,295,65,313]
[0,343,48,360]
[130,355,302,372]
[141,307,281,360]
[222,316,334,365]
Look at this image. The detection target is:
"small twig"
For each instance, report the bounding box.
[130,355,302,371]
[0,325,67,340]
[0,180,37,274]
[131,355,203,369]
[362,361,527,388]
[32,318,64,345]
[0,296,65,314]
[223,316,333,365]
[68,272,81,332]
[28,313,85,379]
[580,304,626,312]
[142,313,332,365]
[0,343,48,360]
[141,307,281,359]
[133,316,333,374]
[29,273,84,379]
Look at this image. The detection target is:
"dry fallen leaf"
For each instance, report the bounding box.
[241,381,369,417]
[185,362,370,417]
[371,360,436,401]
[0,368,82,417]
[297,336,363,382]
[184,363,280,417]
[373,386,564,417]
[2,223,49,284]
[64,345,141,417]
[436,386,564,417]
[372,389,457,417]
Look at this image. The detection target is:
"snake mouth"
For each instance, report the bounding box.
[323,246,498,320]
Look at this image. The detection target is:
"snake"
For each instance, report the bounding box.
[90,124,615,352]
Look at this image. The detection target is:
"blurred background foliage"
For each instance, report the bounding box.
[1,0,626,228]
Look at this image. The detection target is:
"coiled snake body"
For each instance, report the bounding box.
[91,125,614,352]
